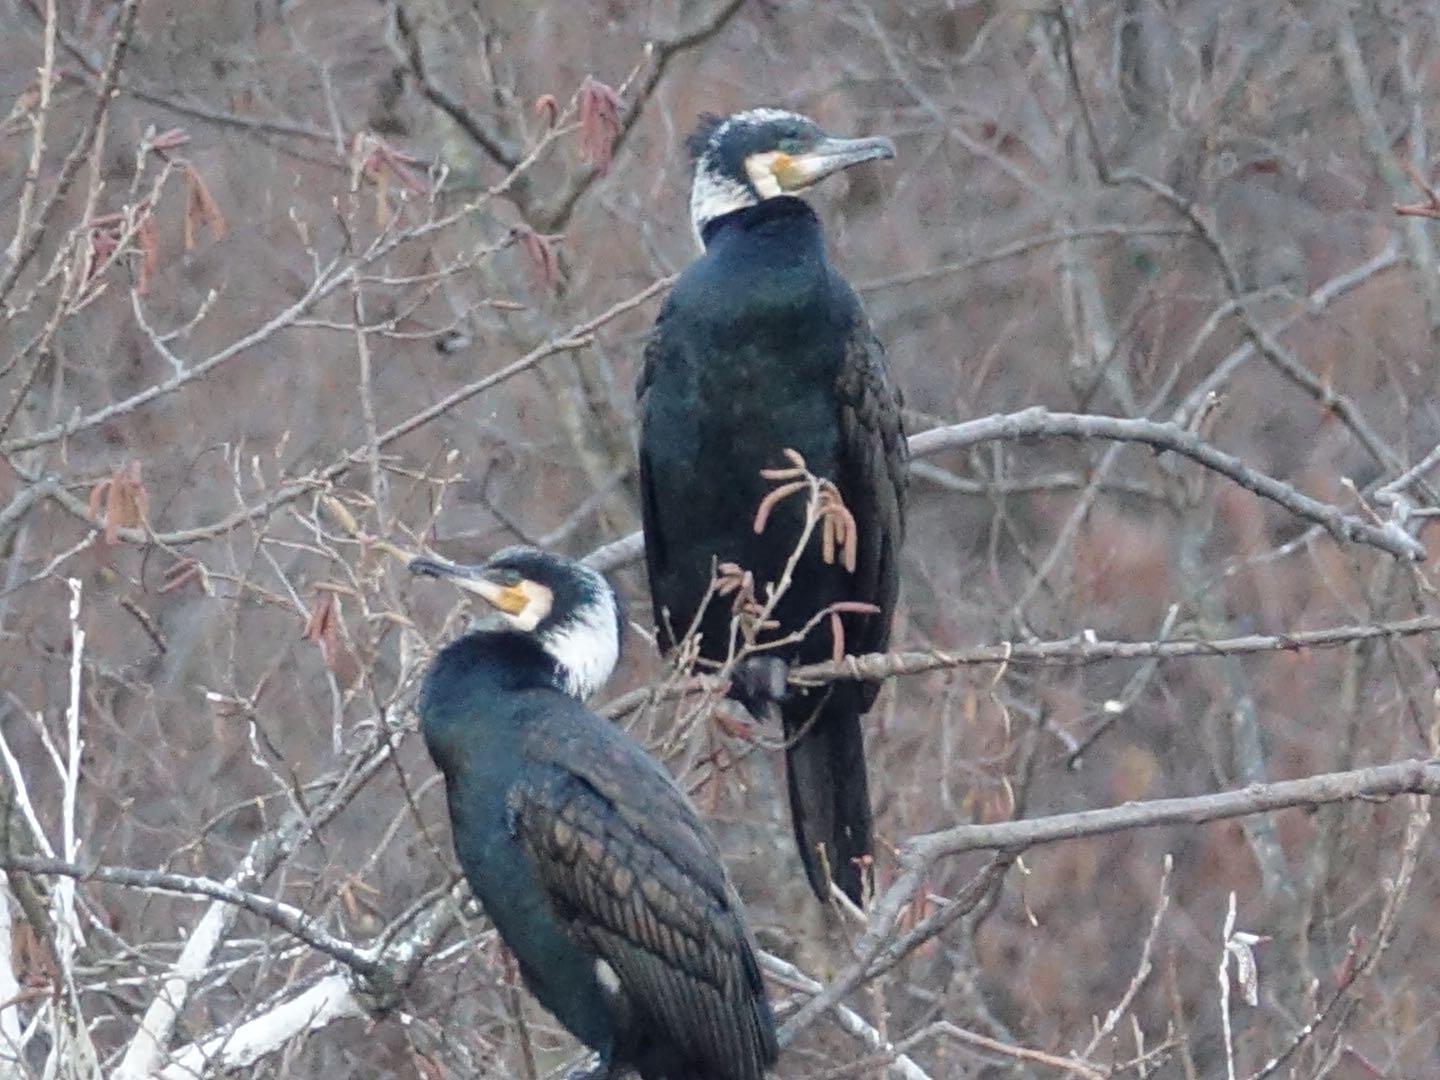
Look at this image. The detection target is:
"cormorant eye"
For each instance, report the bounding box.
[490,569,524,587]
[778,137,806,155]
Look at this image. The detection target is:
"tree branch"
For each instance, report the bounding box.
[909,408,1424,560]
[0,0,140,308]
[584,405,1428,573]
[791,613,1440,684]
[538,0,747,231]
[390,0,522,171]
[907,759,1440,861]
[0,854,379,977]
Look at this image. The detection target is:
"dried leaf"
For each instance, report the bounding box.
[159,558,203,594]
[321,494,362,537]
[89,461,149,544]
[147,126,190,154]
[1225,928,1267,1007]
[578,75,622,174]
[339,880,360,921]
[534,93,559,129]
[364,137,431,195]
[817,482,859,572]
[716,566,756,615]
[14,919,57,988]
[1341,1046,1386,1078]
[135,214,159,295]
[1395,200,1440,220]
[184,165,227,250]
[1334,926,1362,986]
[2,83,41,133]
[373,166,391,228]
[302,592,342,672]
[511,223,560,291]
[86,227,118,282]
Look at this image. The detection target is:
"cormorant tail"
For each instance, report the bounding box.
[782,685,873,907]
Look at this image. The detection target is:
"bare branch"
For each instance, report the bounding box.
[907,759,1440,861]
[154,973,365,1080]
[584,404,1428,573]
[0,0,140,307]
[909,408,1425,561]
[793,613,1440,684]
[1,854,380,977]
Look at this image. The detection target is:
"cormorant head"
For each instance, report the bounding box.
[410,547,621,700]
[686,108,895,244]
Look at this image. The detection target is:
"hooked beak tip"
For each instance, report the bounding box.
[866,136,897,162]
[822,134,895,164]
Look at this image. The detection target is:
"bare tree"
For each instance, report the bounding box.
[4,1,1440,1076]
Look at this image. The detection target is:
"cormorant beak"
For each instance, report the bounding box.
[409,556,528,616]
[775,134,896,191]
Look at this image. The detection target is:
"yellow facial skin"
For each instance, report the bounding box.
[449,574,554,632]
[743,135,896,199]
[408,557,554,633]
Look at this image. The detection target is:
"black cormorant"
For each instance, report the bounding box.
[638,109,906,907]
[411,546,778,1080]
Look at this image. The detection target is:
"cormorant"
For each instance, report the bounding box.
[410,546,778,1080]
[638,109,907,907]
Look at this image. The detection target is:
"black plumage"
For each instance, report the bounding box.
[411,547,777,1080]
[638,110,906,907]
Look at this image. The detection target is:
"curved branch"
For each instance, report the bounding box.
[909,407,1424,560]
[391,0,521,171]
[584,405,1427,572]
[0,854,379,977]
[907,758,1440,861]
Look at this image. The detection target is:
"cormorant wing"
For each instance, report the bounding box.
[834,308,907,692]
[508,709,777,1079]
[635,305,674,644]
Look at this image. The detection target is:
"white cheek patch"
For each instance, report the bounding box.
[689,164,756,246]
[744,152,784,198]
[539,584,620,700]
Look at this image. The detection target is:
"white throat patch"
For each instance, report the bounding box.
[538,587,620,700]
[689,164,756,247]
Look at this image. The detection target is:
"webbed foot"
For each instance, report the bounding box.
[727,656,789,723]
[566,1052,623,1080]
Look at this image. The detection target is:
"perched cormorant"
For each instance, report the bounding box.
[638,109,907,907]
[410,546,777,1080]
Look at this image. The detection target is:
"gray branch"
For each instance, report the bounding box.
[585,406,1428,572]
[908,759,1440,861]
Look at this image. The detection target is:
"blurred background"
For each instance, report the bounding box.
[3,1,1440,1076]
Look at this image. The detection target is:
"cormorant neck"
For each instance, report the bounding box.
[699,196,823,249]
[426,630,567,699]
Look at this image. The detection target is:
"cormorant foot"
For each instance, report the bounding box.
[728,656,790,721]
[566,1052,619,1080]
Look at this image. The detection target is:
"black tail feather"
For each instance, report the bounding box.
[782,685,873,906]
[728,657,874,906]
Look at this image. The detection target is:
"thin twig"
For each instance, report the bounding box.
[0,0,140,308]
